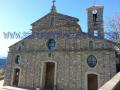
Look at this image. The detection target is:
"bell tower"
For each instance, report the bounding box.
[87,5,104,39]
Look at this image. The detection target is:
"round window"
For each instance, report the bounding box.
[87,55,97,68]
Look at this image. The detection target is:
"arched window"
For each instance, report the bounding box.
[92,10,97,22]
[89,41,94,49]
[15,55,21,64]
[87,55,97,68]
[48,39,56,50]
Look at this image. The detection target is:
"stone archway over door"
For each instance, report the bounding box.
[88,74,98,90]
[13,68,20,86]
[45,62,55,89]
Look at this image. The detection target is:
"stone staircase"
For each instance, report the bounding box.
[99,72,120,90]
[43,88,54,90]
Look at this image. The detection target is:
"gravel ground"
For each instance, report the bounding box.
[0,80,28,90]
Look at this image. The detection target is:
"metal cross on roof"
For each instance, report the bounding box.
[52,0,56,6]
[51,0,56,12]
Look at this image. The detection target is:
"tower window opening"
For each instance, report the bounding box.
[92,10,97,22]
[93,14,97,22]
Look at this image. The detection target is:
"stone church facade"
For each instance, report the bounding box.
[4,1,118,90]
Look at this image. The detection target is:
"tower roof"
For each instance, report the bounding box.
[87,5,104,11]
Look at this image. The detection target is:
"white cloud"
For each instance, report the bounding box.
[0,32,20,57]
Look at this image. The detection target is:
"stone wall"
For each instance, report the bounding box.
[4,49,116,90]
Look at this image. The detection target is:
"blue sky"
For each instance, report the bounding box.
[0,0,120,57]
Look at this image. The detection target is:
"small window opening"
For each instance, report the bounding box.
[48,53,52,57]
[89,41,94,49]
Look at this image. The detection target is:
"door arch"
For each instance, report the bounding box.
[12,68,20,86]
[40,61,57,90]
[45,62,55,89]
[87,74,98,90]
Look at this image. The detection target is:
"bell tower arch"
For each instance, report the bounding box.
[87,5,104,39]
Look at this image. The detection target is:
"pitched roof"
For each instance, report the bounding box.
[31,12,79,25]
[31,12,79,30]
